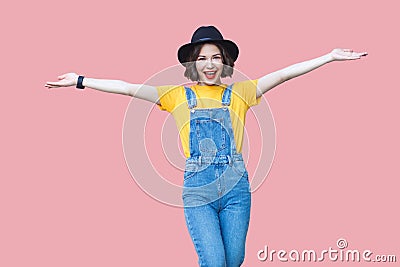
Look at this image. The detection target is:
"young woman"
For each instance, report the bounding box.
[45,26,367,267]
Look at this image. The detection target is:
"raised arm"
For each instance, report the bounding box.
[256,48,368,97]
[45,73,160,104]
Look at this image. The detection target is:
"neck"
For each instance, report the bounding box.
[197,80,222,86]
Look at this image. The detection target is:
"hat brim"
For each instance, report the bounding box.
[177,39,239,64]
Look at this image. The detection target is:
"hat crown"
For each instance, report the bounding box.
[191,26,224,43]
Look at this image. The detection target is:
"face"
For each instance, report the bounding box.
[195,43,223,85]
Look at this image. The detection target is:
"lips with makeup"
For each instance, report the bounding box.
[204,71,217,79]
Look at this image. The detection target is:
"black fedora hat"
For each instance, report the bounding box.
[177,26,239,64]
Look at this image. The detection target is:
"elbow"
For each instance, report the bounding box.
[279,70,291,82]
[124,82,137,97]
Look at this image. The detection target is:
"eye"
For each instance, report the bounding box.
[197,57,206,61]
[212,55,222,62]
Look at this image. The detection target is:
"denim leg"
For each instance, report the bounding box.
[184,204,226,267]
[219,176,251,267]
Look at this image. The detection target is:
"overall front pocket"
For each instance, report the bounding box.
[195,118,227,153]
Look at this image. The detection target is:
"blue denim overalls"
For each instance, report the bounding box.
[182,85,251,267]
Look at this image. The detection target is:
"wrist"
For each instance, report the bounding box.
[322,53,335,63]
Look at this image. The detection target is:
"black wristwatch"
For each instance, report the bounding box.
[76,75,85,89]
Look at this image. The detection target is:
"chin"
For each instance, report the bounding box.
[198,78,222,86]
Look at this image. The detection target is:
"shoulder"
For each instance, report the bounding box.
[156,85,186,112]
[231,79,260,107]
[157,85,184,97]
[232,79,258,91]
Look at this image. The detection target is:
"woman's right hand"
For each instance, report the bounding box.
[45,73,79,88]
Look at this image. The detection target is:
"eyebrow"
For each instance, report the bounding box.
[197,53,222,58]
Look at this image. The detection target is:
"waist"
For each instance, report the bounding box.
[186,154,243,165]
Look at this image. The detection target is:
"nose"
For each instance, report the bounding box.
[205,58,214,69]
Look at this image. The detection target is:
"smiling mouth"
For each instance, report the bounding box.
[204,71,217,79]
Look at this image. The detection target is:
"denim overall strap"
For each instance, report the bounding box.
[221,84,233,106]
[184,86,197,109]
[221,84,237,156]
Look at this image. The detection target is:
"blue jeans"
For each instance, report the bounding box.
[183,157,251,267]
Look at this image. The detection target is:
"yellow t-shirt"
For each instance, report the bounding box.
[157,80,260,158]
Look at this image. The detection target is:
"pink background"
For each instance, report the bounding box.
[1,0,399,266]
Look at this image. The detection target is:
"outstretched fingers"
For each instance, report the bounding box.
[331,48,368,61]
[351,51,368,59]
[45,81,61,88]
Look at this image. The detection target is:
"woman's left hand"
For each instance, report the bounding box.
[329,48,368,61]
